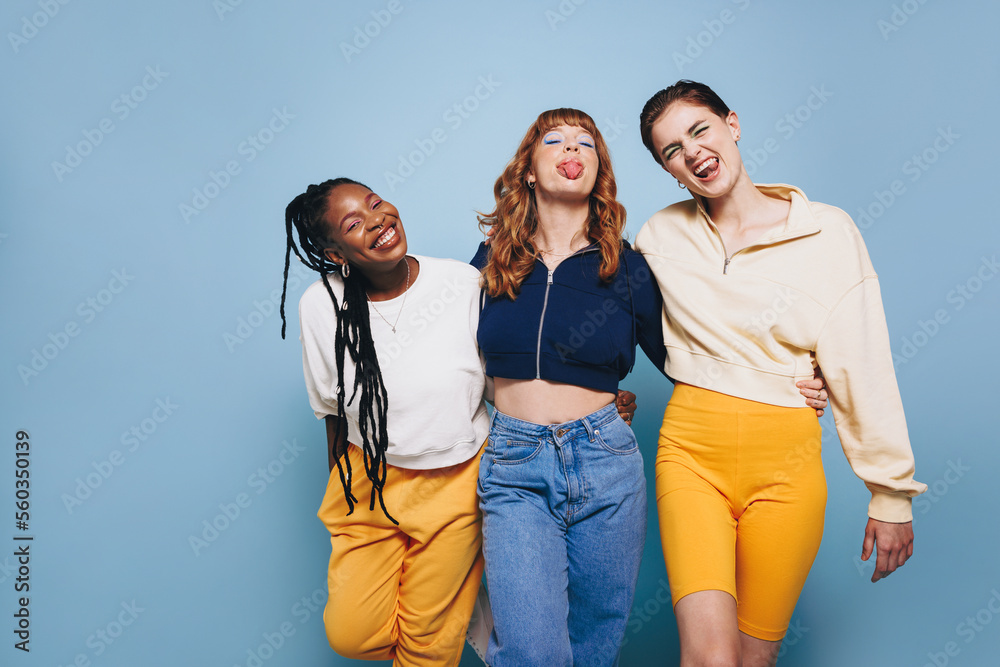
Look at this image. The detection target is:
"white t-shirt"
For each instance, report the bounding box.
[299,255,489,469]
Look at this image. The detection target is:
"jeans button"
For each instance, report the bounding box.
[556,428,568,437]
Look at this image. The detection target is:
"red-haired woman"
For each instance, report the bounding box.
[472,108,826,666]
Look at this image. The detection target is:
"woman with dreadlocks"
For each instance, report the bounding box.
[281,177,641,665]
[280,178,490,665]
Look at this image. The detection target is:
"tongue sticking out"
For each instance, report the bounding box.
[558,161,584,180]
[696,158,719,179]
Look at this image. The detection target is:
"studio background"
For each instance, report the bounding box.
[2,1,997,665]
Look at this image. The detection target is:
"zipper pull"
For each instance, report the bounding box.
[547,270,553,285]
[723,257,731,275]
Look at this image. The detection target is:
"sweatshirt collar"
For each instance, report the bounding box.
[693,182,822,245]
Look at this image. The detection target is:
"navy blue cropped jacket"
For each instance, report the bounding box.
[471,241,668,393]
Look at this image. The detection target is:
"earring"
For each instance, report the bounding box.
[677,181,686,190]
[527,181,535,189]
[341,263,350,278]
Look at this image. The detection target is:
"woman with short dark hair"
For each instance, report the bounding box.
[635,80,926,666]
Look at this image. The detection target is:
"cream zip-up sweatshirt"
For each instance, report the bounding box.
[635,183,925,523]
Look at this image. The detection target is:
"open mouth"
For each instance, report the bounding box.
[693,157,720,179]
[371,225,398,249]
[557,159,584,180]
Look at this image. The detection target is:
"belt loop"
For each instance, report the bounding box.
[489,408,498,429]
[582,414,596,442]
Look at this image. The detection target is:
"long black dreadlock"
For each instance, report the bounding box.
[280,178,397,524]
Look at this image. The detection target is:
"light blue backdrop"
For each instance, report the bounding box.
[2,1,997,666]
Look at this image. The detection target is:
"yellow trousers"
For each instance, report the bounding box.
[317,443,485,666]
[656,384,827,641]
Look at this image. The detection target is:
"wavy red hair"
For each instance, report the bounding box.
[478,108,626,300]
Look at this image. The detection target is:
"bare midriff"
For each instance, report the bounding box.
[493,377,614,425]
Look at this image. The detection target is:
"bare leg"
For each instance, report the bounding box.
[674,590,741,667]
[739,632,780,667]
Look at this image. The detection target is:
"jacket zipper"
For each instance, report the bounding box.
[716,227,764,275]
[712,222,819,275]
[534,246,598,378]
[699,200,820,275]
[718,234,733,275]
[535,270,553,379]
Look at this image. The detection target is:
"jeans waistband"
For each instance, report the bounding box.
[489,402,619,442]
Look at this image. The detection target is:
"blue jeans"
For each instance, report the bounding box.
[478,403,646,666]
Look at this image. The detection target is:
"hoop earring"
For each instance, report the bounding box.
[341,263,350,278]
[527,181,535,189]
[677,181,686,190]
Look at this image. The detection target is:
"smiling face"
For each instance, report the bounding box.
[527,124,600,200]
[650,102,745,199]
[320,183,407,271]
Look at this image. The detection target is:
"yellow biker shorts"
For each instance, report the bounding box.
[656,383,826,641]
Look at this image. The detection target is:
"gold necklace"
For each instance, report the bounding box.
[366,258,410,334]
[536,247,578,257]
